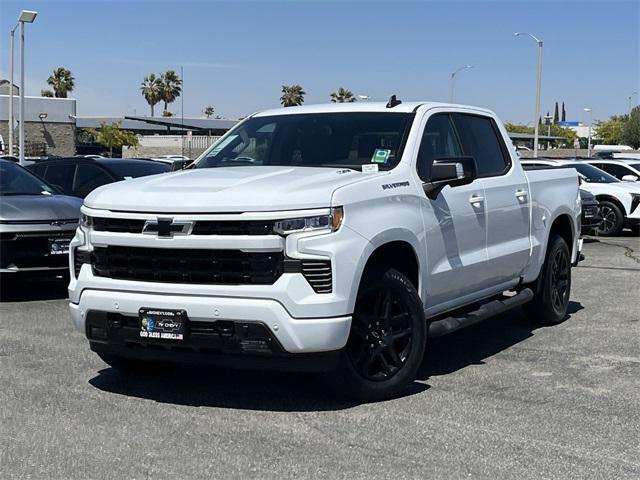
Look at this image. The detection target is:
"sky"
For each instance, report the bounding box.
[0,0,638,125]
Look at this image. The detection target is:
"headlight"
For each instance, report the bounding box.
[79,213,92,228]
[274,207,343,235]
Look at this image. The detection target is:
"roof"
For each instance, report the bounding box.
[508,132,566,140]
[253,101,495,117]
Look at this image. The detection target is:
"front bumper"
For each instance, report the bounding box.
[69,289,351,354]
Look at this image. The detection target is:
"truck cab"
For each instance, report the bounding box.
[69,101,581,400]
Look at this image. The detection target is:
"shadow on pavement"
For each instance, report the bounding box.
[0,273,69,302]
[418,302,582,379]
[89,360,429,412]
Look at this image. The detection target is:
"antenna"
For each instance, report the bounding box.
[386,95,402,108]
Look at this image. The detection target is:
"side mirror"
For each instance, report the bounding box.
[423,157,477,199]
[621,174,638,182]
[170,159,193,171]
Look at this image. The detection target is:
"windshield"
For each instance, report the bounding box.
[572,163,620,183]
[106,161,170,178]
[0,161,58,196]
[193,112,414,171]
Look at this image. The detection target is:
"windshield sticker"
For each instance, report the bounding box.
[371,149,391,164]
[362,164,379,173]
[209,134,239,156]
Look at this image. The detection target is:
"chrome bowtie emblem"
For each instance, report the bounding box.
[142,218,193,238]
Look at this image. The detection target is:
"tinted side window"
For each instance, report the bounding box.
[43,163,75,194]
[598,163,633,180]
[452,114,510,177]
[74,164,114,198]
[30,164,47,177]
[416,114,462,181]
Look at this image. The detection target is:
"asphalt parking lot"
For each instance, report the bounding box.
[1,234,639,480]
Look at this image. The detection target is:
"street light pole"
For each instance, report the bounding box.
[514,32,543,158]
[17,10,38,166]
[544,114,553,151]
[584,108,592,158]
[449,65,472,103]
[8,24,18,156]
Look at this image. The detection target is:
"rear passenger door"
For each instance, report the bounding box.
[452,113,530,288]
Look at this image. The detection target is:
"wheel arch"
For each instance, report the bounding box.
[350,234,424,313]
[595,194,626,215]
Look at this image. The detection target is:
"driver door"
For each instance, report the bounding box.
[415,112,489,313]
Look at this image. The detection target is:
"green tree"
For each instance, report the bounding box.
[87,122,139,157]
[204,106,215,118]
[159,70,182,115]
[330,87,356,103]
[162,110,173,117]
[505,122,533,134]
[280,84,305,107]
[553,101,559,124]
[140,74,162,116]
[47,67,75,98]
[40,89,54,97]
[622,106,640,149]
[594,115,626,145]
[561,102,566,122]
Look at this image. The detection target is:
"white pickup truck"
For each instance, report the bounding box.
[69,100,581,400]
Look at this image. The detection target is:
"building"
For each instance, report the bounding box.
[0,92,76,156]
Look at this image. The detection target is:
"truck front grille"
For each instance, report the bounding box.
[91,246,283,285]
[0,231,73,269]
[93,218,275,235]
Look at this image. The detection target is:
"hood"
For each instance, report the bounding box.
[0,194,82,222]
[581,181,640,197]
[84,166,377,213]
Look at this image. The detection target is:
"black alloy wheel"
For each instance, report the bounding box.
[597,201,623,236]
[549,247,570,316]
[348,288,413,381]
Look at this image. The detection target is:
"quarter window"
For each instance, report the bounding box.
[416,114,462,181]
[453,114,510,177]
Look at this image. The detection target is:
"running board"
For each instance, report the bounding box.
[427,288,534,338]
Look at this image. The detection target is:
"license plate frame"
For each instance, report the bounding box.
[139,308,187,341]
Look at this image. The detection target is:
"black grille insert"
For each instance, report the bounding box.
[301,260,332,293]
[0,231,74,269]
[91,246,283,285]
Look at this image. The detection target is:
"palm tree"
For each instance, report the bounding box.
[140,74,161,116]
[46,67,75,98]
[204,106,215,118]
[280,84,305,107]
[330,87,355,103]
[159,70,182,115]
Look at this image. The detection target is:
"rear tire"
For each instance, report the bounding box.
[329,268,426,402]
[596,201,624,236]
[525,234,572,325]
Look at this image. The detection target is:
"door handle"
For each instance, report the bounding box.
[515,189,528,201]
[469,194,484,206]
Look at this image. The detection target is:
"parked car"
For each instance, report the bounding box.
[27,157,171,198]
[522,159,640,236]
[0,159,82,277]
[69,100,581,401]
[579,189,602,234]
[585,159,640,183]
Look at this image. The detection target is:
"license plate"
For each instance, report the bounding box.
[139,308,187,341]
[48,237,71,255]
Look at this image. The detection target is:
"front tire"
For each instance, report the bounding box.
[330,268,426,402]
[597,201,624,236]
[525,234,572,325]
